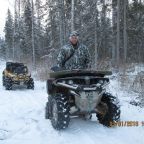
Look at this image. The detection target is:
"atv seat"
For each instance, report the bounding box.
[6,62,24,72]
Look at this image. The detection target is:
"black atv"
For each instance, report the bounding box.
[45,68,120,130]
[2,62,34,90]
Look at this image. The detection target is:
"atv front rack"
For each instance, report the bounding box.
[54,82,108,91]
[53,76,109,92]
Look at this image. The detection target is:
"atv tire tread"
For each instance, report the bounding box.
[48,94,70,130]
[2,75,5,86]
[27,78,34,90]
[97,93,120,127]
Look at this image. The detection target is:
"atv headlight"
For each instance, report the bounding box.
[26,73,31,77]
[12,76,18,81]
[99,80,104,84]
[61,80,66,84]
[68,80,73,85]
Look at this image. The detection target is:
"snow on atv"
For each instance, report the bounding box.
[45,67,120,130]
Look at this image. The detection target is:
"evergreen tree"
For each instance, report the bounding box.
[128,0,144,63]
[35,0,45,60]
[4,9,13,60]
[2,0,144,69]
[0,37,6,59]
[22,0,33,59]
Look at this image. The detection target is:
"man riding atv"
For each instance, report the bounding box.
[57,31,91,70]
[45,31,120,130]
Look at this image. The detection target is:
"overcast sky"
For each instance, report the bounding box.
[0,0,14,38]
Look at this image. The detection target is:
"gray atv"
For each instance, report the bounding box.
[45,69,120,130]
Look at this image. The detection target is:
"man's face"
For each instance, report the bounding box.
[69,36,78,45]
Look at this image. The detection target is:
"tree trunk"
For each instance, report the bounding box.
[13,0,16,61]
[71,0,75,31]
[116,0,120,66]
[112,0,117,64]
[31,0,35,68]
[58,0,66,47]
[123,0,128,64]
[18,0,21,61]
[94,0,98,69]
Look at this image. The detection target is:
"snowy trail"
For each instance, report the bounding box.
[0,61,144,144]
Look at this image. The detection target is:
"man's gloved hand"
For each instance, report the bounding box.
[51,66,65,72]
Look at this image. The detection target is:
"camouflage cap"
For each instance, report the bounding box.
[69,31,79,37]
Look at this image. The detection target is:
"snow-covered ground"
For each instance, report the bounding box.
[0,61,144,144]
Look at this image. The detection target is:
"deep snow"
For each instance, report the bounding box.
[0,61,144,144]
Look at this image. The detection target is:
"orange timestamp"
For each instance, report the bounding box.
[110,121,144,127]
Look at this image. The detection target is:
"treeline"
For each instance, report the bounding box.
[1,0,144,69]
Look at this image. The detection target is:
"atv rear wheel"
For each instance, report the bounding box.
[48,94,70,130]
[27,78,34,89]
[45,101,50,119]
[96,93,120,127]
[2,75,5,86]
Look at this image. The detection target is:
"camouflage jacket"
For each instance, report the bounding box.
[57,42,91,70]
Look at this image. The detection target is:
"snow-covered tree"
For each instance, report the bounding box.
[128,0,144,63]
[22,0,33,58]
[4,9,13,60]
[0,37,6,59]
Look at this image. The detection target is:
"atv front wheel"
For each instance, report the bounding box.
[96,93,120,127]
[27,78,34,89]
[48,94,70,130]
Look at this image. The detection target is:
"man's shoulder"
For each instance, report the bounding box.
[79,43,87,50]
[62,43,71,50]
[80,43,86,47]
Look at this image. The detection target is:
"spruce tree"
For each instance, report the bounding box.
[4,9,13,60]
